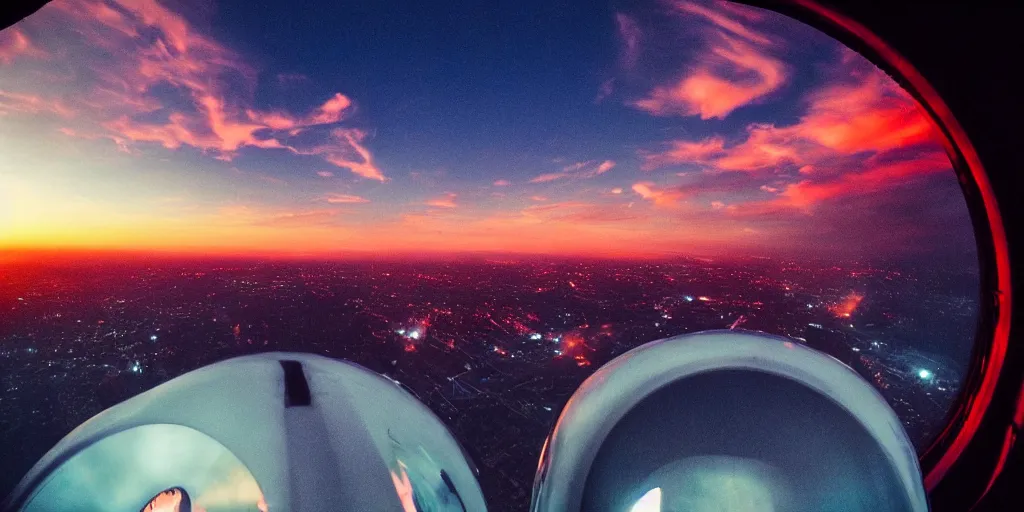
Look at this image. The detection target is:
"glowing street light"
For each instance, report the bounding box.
[918,369,932,380]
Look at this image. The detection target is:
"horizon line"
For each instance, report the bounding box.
[0,245,967,267]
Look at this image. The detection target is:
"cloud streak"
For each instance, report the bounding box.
[643,65,939,174]
[5,0,386,180]
[425,193,458,208]
[325,194,370,204]
[615,13,641,69]
[0,28,45,63]
[633,2,785,119]
[529,160,616,183]
[632,182,687,207]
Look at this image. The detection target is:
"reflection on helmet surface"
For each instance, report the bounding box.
[141,487,190,512]
[388,430,468,512]
[20,424,266,512]
[585,370,913,512]
[628,456,787,512]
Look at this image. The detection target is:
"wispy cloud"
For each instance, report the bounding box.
[0,90,74,118]
[643,66,938,173]
[311,129,387,182]
[493,179,511,186]
[595,78,615,103]
[0,28,45,64]
[676,1,771,45]
[325,193,370,204]
[632,2,785,119]
[732,150,950,214]
[4,0,386,180]
[787,69,934,154]
[530,160,616,183]
[615,13,641,69]
[632,182,687,207]
[317,171,334,178]
[530,172,568,183]
[425,193,458,208]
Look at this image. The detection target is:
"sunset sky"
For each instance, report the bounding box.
[0,0,976,260]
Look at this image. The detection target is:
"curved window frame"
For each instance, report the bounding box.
[737,0,1013,501]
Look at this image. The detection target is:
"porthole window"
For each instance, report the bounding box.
[0,0,996,509]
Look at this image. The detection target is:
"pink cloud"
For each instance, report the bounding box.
[200,95,285,152]
[611,188,623,194]
[318,129,386,181]
[643,125,805,172]
[615,13,641,69]
[593,160,616,175]
[531,160,616,183]
[493,179,511,186]
[531,196,548,202]
[0,28,46,64]
[4,0,383,179]
[633,2,784,120]
[632,182,686,207]
[562,161,590,172]
[245,93,352,131]
[426,193,458,209]
[711,124,800,171]
[257,209,340,227]
[642,137,725,170]
[530,172,568,183]
[103,113,201,150]
[736,150,951,213]
[788,69,935,154]
[642,67,939,174]
[715,0,767,22]
[0,90,74,118]
[675,1,771,45]
[634,34,785,119]
[307,93,353,125]
[246,110,299,131]
[325,193,369,204]
[317,171,334,178]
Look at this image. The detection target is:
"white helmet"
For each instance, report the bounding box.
[531,330,927,512]
[3,353,486,512]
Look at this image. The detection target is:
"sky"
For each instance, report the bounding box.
[0,0,977,261]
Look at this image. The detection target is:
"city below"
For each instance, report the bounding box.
[0,255,978,510]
